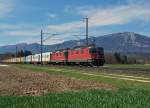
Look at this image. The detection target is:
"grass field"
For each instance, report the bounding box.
[107,64,150,68]
[0,64,150,108]
[1,89,150,108]
[16,64,150,89]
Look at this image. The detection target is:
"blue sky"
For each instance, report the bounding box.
[0,0,150,46]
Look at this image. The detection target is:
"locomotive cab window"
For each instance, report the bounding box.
[97,47,104,54]
[89,48,97,54]
[90,47,104,54]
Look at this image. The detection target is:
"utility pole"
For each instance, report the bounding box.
[40,30,60,66]
[23,47,26,63]
[16,46,18,64]
[84,18,89,46]
[41,30,43,66]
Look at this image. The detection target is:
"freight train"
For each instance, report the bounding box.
[2,46,105,66]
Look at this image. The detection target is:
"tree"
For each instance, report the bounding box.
[114,52,121,63]
[17,50,32,57]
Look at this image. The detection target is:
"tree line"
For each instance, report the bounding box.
[105,52,150,64]
[0,50,32,61]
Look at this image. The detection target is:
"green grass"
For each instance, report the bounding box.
[15,64,150,89]
[0,89,150,108]
[107,64,150,69]
[0,64,150,108]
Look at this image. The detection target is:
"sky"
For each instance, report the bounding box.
[0,0,150,46]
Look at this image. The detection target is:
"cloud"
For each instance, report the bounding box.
[0,0,14,17]
[46,2,150,33]
[0,23,41,37]
[47,21,84,32]
[17,34,64,45]
[43,37,64,45]
[6,30,39,36]
[0,23,38,30]
[47,13,57,19]
[81,4,150,26]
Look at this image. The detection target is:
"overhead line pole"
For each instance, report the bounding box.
[84,18,89,46]
[16,46,18,64]
[41,30,43,66]
[40,30,60,66]
[23,47,26,64]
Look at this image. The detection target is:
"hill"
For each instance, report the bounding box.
[0,32,150,54]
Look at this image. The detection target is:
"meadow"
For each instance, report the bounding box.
[0,64,150,108]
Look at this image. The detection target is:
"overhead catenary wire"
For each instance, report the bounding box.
[40,31,66,66]
[72,34,96,45]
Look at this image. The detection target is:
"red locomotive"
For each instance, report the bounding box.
[51,45,105,66]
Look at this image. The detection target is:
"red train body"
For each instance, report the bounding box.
[51,46,105,66]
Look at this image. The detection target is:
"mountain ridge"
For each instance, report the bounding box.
[0,32,150,54]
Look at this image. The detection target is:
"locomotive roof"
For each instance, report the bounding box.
[71,44,96,50]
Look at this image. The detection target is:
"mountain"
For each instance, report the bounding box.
[94,32,150,53]
[0,32,150,54]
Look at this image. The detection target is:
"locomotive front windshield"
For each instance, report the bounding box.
[89,47,104,54]
[97,47,104,54]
